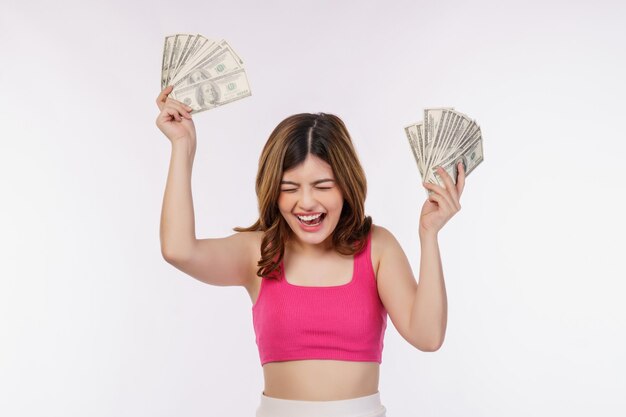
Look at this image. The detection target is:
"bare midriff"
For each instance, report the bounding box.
[262,359,380,401]
[248,228,383,401]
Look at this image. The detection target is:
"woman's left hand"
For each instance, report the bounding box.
[419,161,465,238]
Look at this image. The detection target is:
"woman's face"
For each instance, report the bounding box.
[278,153,344,250]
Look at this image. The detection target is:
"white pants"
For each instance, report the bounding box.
[256,390,387,417]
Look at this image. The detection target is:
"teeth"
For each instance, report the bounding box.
[297,213,323,221]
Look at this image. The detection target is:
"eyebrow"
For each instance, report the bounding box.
[280,178,335,185]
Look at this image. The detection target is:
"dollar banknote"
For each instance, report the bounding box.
[170,69,251,112]
[161,33,251,113]
[404,108,484,195]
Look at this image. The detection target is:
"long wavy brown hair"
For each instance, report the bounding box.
[234,112,372,280]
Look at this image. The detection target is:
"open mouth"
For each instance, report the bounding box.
[296,213,326,226]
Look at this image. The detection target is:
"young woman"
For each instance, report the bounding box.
[155,85,465,417]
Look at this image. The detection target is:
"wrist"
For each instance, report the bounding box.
[171,137,196,158]
[419,228,438,242]
[170,134,195,145]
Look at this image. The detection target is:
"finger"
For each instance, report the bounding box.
[424,188,449,210]
[160,106,182,122]
[423,187,453,218]
[163,102,192,120]
[156,108,173,125]
[456,161,466,198]
[435,166,461,210]
[166,98,194,119]
[156,85,174,110]
[434,166,460,207]
[423,178,456,211]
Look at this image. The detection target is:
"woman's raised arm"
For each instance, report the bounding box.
[156,85,198,259]
[156,86,258,288]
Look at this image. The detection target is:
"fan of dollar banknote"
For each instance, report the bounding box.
[161,34,252,114]
[404,108,484,195]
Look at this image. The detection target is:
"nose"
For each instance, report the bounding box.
[297,187,319,211]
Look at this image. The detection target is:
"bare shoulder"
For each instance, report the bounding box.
[227,229,264,252]
[243,230,265,285]
[223,229,265,290]
[369,224,398,278]
[244,228,265,261]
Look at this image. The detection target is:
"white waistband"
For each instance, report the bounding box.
[256,391,387,417]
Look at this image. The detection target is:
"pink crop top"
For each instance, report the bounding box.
[251,231,388,366]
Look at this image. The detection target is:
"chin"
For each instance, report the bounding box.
[296,230,332,242]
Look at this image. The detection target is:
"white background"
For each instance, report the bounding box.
[1,0,625,416]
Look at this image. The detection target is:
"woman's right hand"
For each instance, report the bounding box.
[155,86,197,145]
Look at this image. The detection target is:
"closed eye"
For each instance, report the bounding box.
[280,187,332,192]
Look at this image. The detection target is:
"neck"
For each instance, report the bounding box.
[286,233,335,257]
